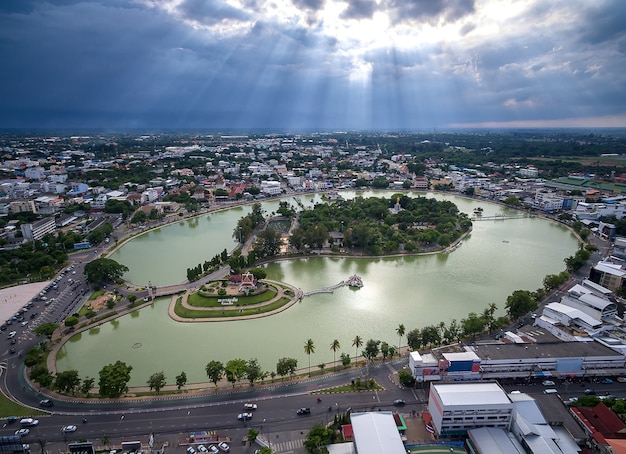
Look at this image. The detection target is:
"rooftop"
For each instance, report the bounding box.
[433,382,511,406]
[469,341,622,362]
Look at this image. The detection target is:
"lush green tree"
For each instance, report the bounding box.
[81,377,95,396]
[304,424,335,454]
[245,358,262,385]
[147,371,167,394]
[396,324,405,352]
[304,339,315,376]
[352,335,363,366]
[503,196,522,206]
[505,290,537,319]
[175,371,187,391]
[205,360,224,387]
[276,357,298,380]
[64,316,79,328]
[55,370,81,394]
[330,339,341,371]
[462,312,486,339]
[24,347,44,367]
[30,365,53,388]
[98,361,133,398]
[398,369,415,387]
[380,341,390,360]
[33,322,59,341]
[362,339,380,362]
[224,358,247,386]
[246,428,260,444]
[249,267,267,280]
[406,328,421,351]
[131,210,148,224]
[84,258,129,284]
[341,353,351,367]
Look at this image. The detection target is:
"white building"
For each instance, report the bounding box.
[349,412,405,454]
[428,382,513,438]
[261,180,282,195]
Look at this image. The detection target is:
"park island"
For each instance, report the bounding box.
[173,194,473,321]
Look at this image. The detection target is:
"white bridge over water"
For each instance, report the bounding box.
[299,275,363,299]
[470,214,532,221]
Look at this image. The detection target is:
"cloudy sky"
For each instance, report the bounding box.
[1,0,625,131]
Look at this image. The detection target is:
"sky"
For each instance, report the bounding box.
[0,0,625,131]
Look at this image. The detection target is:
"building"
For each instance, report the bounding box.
[428,382,513,438]
[349,412,406,454]
[20,216,56,242]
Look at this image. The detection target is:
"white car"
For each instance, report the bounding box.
[208,445,219,454]
[542,380,556,386]
[197,445,208,453]
[15,429,29,437]
[217,442,229,452]
[62,425,77,433]
[243,403,257,410]
[237,412,253,421]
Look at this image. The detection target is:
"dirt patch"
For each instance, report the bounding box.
[85,292,112,311]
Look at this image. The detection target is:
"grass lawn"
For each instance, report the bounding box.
[174,296,291,319]
[187,287,277,308]
[0,392,46,418]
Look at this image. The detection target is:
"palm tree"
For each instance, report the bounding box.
[396,324,405,354]
[304,338,315,377]
[352,335,363,367]
[330,339,341,371]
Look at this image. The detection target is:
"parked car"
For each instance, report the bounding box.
[197,445,208,453]
[541,380,556,386]
[617,377,626,383]
[61,425,77,433]
[393,399,406,406]
[237,412,253,421]
[186,447,196,454]
[208,445,219,454]
[217,442,229,452]
[297,408,311,415]
[600,378,613,384]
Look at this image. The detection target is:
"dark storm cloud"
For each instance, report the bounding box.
[384,0,475,25]
[176,0,250,25]
[577,2,626,45]
[340,0,376,20]
[292,0,325,12]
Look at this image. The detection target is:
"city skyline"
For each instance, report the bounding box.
[1,0,625,131]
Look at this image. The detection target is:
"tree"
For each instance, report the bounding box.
[55,370,81,394]
[363,339,380,362]
[147,371,167,394]
[98,361,133,398]
[304,339,315,377]
[84,258,129,284]
[396,324,405,353]
[246,428,260,445]
[406,328,421,351]
[380,341,389,360]
[462,312,487,339]
[64,316,79,328]
[341,353,351,367]
[276,357,298,380]
[225,358,247,387]
[304,424,336,454]
[245,358,262,385]
[81,377,95,396]
[505,290,537,319]
[30,365,53,388]
[352,335,363,366]
[33,322,59,341]
[205,361,224,387]
[175,371,187,391]
[330,339,340,371]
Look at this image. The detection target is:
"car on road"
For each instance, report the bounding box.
[61,425,77,433]
[542,380,556,386]
[297,407,311,415]
[393,399,406,406]
[584,388,596,395]
[39,399,53,407]
[237,412,253,421]
[208,445,219,454]
[19,418,38,427]
[600,378,613,384]
[197,445,208,453]
[7,331,16,339]
[217,442,229,452]
[244,403,257,410]
[15,429,29,437]
[9,347,15,354]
